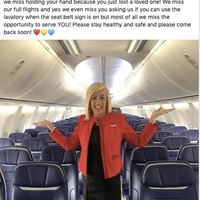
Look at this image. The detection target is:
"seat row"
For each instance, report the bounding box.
[3,134,193,166]
[126,114,198,138]
[0,134,79,167]
[6,128,199,149]
[1,160,197,200]
[0,161,68,200]
[152,129,199,143]
[122,143,199,200]
[122,134,195,163]
[0,142,198,200]
[129,160,198,200]
[0,145,79,200]
[8,131,56,145]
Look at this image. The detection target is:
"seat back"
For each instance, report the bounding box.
[177,144,199,172]
[0,146,33,200]
[180,129,199,143]
[21,137,49,161]
[162,135,191,160]
[12,162,68,200]
[141,161,198,200]
[169,125,187,135]
[74,145,84,198]
[40,146,78,200]
[35,126,50,133]
[177,143,199,197]
[0,138,15,147]
[37,132,57,145]
[24,128,40,137]
[57,125,74,135]
[129,145,169,200]
[122,142,135,196]
[159,123,175,130]
[9,132,31,145]
[151,130,173,144]
[0,169,6,200]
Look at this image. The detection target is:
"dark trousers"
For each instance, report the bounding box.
[83,174,122,200]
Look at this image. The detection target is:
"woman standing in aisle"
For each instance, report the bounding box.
[33,82,174,200]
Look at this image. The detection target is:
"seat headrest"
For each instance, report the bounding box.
[9,132,31,143]
[41,146,77,163]
[0,146,33,164]
[159,123,175,130]
[131,146,169,163]
[0,138,15,146]
[181,129,199,141]
[178,144,199,163]
[37,132,55,143]
[162,136,190,149]
[13,162,66,187]
[21,138,48,151]
[142,161,196,187]
[169,126,187,135]
[152,131,173,142]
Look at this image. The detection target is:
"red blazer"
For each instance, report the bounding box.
[50,113,158,179]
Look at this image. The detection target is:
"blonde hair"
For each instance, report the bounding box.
[84,82,112,120]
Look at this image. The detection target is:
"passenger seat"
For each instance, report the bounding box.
[151,130,173,144]
[0,169,6,200]
[161,135,190,160]
[12,161,68,200]
[0,146,33,200]
[0,138,15,147]
[141,161,198,200]
[180,129,199,143]
[177,143,199,198]
[21,137,49,161]
[169,125,187,135]
[40,145,79,200]
[9,132,31,145]
[128,145,169,200]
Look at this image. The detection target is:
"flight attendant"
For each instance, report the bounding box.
[33,82,174,200]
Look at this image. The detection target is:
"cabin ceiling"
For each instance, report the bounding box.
[46,40,158,74]
[45,40,159,95]
[46,40,157,69]
[0,40,198,108]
